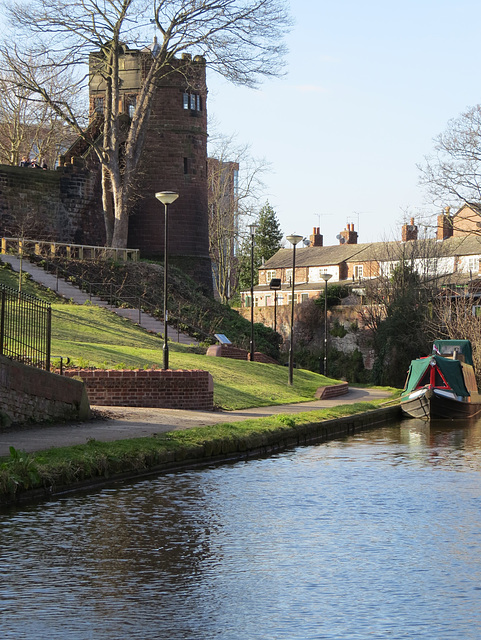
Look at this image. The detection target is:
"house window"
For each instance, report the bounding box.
[266,269,276,283]
[468,256,479,274]
[301,293,309,303]
[183,93,190,109]
[354,265,363,280]
[285,268,293,284]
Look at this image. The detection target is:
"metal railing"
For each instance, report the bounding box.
[1,237,140,262]
[0,284,51,371]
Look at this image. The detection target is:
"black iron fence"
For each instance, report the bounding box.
[0,285,51,370]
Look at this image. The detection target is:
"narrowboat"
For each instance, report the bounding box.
[401,340,481,420]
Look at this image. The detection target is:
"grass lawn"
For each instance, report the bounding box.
[0,265,386,411]
[50,303,341,410]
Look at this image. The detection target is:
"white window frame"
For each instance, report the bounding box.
[266,270,277,283]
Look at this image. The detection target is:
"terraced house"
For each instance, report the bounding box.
[243,205,481,308]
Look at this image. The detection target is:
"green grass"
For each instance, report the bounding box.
[49,303,340,410]
[0,262,62,303]
[0,264,387,410]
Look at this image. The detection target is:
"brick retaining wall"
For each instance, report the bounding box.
[206,344,279,365]
[64,369,214,410]
[315,382,349,399]
[0,355,90,428]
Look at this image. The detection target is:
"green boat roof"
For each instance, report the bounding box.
[404,355,470,397]
[433,339,473,366]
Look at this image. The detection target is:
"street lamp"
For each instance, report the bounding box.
[286,233,303,385]
[249,223,258,362]
[320,273,332,376]
[269,278,282,333]
[155,190,179,370]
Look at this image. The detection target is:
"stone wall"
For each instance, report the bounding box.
[238,302,375,369]
[64,368,214,410]
[0,355,91,428]
[0,164,104,246]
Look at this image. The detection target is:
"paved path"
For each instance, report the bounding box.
[0,254,198,345]
[0,387,395,456]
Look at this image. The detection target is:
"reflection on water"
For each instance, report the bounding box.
[2,418,481,639]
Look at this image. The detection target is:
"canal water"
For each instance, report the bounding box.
[2,417,481,640]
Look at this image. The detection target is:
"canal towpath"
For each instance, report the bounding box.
[0,387,393,457]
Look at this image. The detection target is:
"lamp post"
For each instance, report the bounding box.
[269,278,282,333]
[249,223,258,362]
[286,233,303,385]
[155,190,179,370]
[321,273,332,376]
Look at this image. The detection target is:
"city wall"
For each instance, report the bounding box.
[0,164,104,246]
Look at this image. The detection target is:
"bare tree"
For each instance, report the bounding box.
[429,290,481,384]
[0,0,291,247]
[208,133,270,302]
[419,105,481,226]
[359,236,451,386]
[0,61,78,167]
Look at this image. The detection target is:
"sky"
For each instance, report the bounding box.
[206,0,481,246]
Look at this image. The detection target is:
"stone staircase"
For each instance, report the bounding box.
[0,254,199,346]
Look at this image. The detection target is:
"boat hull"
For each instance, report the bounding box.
[401,388,481,420]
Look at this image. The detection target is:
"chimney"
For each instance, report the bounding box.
[339,223,358,245]
[437,207,453,241]
[309,226,323,247]
[402,217,418,242]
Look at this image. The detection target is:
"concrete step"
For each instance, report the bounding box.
[0,254,199,345]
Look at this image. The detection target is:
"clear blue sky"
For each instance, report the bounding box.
[207,0,481,245]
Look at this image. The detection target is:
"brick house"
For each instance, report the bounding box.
[243,207,481,308]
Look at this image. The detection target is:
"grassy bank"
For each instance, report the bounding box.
[0,400,400,506]
[50,303,343,410]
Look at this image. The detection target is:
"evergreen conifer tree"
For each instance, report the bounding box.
[238,201,283,291]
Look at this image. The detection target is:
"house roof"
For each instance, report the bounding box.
[260,235,481,270]
[261,243,370,269]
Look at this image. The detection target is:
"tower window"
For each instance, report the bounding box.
[183,92,202,111]
[94,97,104,114]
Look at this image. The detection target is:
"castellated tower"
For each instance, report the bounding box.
[89,43,211,291]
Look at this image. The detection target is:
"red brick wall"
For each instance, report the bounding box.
[206,344,279,365]
[64,369,214,410]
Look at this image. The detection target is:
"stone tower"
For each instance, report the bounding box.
[88,42,212,291]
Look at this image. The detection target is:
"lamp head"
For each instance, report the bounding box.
[320,273,332,282]
[248,223,258,236]
[155,191,179,205]
[286,233,303,247]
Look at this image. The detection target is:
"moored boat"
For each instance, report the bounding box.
[401,340,481,420]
